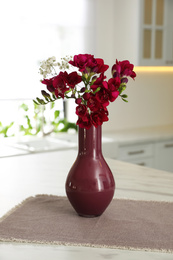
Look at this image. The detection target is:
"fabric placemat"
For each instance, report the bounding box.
[0,195,173,253]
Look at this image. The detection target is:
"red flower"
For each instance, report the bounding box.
[53,72,69,98]
[86,58,109,74]
[75,98,82,104]
[69,54,109,74]
[42,78,55,93]
[76,104,88,118]
[91,73,106,91]
[83,92,91,101]
[76,105,92,129]
[95,89,109,107]
[107,77,121,102]
[87,95,102,112]
[109,89,119,102]
[108,77,121,90]
[90,108,109,127]
[76,116,92,129]
[112,59,136,79]
[93,58,109,73]
[69,54,94,73]
[66,71,82,88]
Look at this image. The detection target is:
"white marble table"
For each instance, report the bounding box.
[0,150,173,259]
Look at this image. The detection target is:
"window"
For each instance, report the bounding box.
[0,0,96,99]
[0,0,96,136]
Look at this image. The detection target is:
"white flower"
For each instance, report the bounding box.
[39,55,73,79]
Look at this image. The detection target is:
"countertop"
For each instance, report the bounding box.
[104,124,173,145]
[1,124,173,158]
[0,150,173,259]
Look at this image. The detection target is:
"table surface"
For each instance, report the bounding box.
[0,150,173,260]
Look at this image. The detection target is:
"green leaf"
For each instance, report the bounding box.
[8,122,14,128]
[20,125,25,131]
[0,122,14,137]
[50,102,55,109]
[20,103,29,111]
[93,87,101,94]
[121,94,128,98]
[59,122,77,132]
[54,110,60,119]
[122,98,128,102]
[26,115,33,129]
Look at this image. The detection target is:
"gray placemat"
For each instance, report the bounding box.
[0,195,173,252]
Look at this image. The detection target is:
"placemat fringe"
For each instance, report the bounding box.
[0,237,172,254]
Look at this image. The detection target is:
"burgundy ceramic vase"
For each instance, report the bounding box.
[65,125,115,217]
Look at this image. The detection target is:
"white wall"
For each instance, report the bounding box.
[95,0,140,66]
[102,69,173,132]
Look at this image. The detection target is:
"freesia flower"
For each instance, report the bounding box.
[34,54,136,129]
[112,59,136,79]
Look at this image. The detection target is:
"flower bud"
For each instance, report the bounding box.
[80,87,86,93]
[121,77,128,83]
[75,98,82,104]
[41,90,50,98]
[83,92,90,100]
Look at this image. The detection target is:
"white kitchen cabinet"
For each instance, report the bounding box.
[96,0,173,66]
[117,143,154,167]
[154,139,173,172]
[164,0,173,65]
[103,127,173,172]
[122,157,154,168]
[110,140,173,172]
[118,143,154,160]
[139,0,173,66]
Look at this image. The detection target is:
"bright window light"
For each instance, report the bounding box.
[0,0,96,100]
[0,0,96,135]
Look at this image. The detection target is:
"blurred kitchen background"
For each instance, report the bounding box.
[0,0,173,172]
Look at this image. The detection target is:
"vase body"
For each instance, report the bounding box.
[65,125,115,217]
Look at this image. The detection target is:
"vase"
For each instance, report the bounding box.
[65,125,115,217]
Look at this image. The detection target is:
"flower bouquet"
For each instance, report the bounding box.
[34,54,136,129]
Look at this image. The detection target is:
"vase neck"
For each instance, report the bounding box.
[78,125,102,157]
